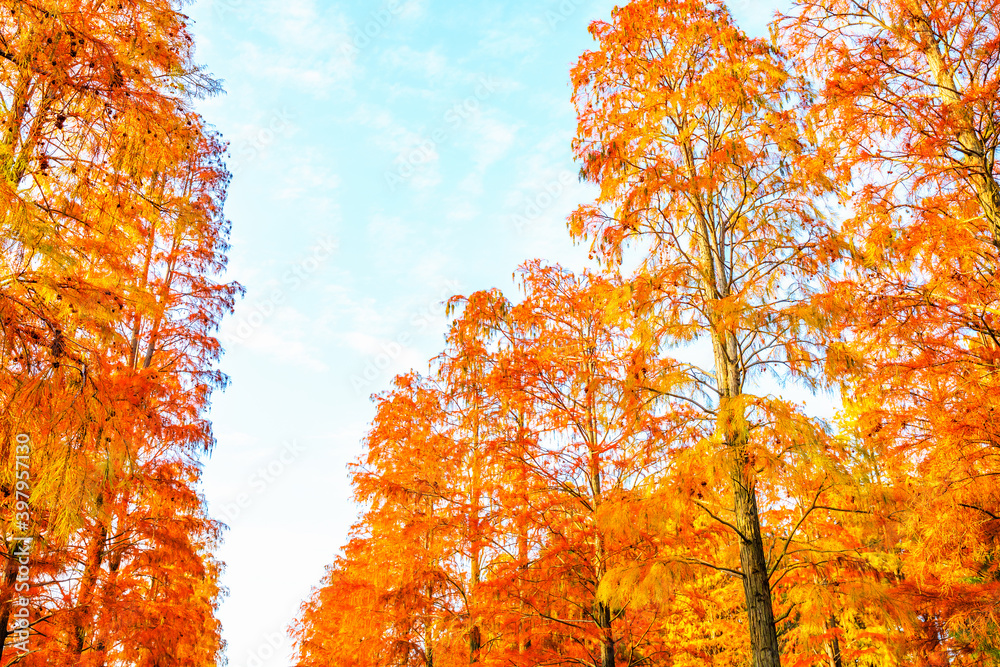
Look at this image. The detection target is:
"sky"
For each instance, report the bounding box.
[185,0,795,664]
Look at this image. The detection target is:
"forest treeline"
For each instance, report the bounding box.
[1,0,234,663]
[293,1,1000,667]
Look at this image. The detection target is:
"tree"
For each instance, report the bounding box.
[357,373,474,667]
[0,0,233,661]
[783,0,1000,660]
[569,1,843,664]
[295,264,684,667]
[475,263,668,667]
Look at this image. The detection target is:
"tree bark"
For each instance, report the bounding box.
[587,365,615,667]
[72,502,108,656]
[596,599,616,667]
[732,457,781,667]
[516,410,530,654]
[824,615,843,667]
[689,153,782,665]
[719,387,781,667]
[906,1,1000,246]
[469,413,482,664]
[0,537,21,661]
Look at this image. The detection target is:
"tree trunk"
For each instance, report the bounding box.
[691,139,782,661]
[93,524,124,667]
[516,411,530,654]
[732,460,781,667]
[0,537,21,660]
[518,528,529,653]
[469,414,482,663]
[718,366,781,667]
[73,513,108,655]
[593,522,615,667]
[906,1,1000,246]
[596,599,616,667]
[425,621,435,667]
[587,372,615,667]
[824,615,843,667]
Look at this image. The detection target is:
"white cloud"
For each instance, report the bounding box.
[227,0,358,95]
[478,28,537,58]
[257,0,347,53]
[366,212,410,245]
[276,157,342,201]
[363,112,443,192]
[397,0,429,21]
[380,45,450,79]
[222,304,329,371]
[469,115,518,170]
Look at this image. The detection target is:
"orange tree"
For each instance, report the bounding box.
[569,1,855,665]
[294,373,471,667]
[294,264,684,667]
[782,0,1000,661]
[0,0,233,662]
[466,263,672,667]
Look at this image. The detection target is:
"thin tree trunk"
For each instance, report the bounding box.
[425,621,435,667]
[686,134,782,664]
[516,410,530,654]
[720,386,781,667]
[0,537,21,660]
[518,530,529,653]
[592,503,615,667]
[906,1,1000,246]
[469,412,482,663]
[587,361,615,667]
[596,599,615,667]
[824,615,843,667]
[72,504,108,656]
[732,457,781,667]
[93,519,124,667]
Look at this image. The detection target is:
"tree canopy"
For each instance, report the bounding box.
[293,1,1000,666]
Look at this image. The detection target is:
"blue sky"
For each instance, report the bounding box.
[186,0,794,664]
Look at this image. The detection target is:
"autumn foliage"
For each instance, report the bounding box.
[294,0,1000,666]
[1,0,234,663]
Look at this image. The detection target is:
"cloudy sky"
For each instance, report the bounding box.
[186,0,794,664]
